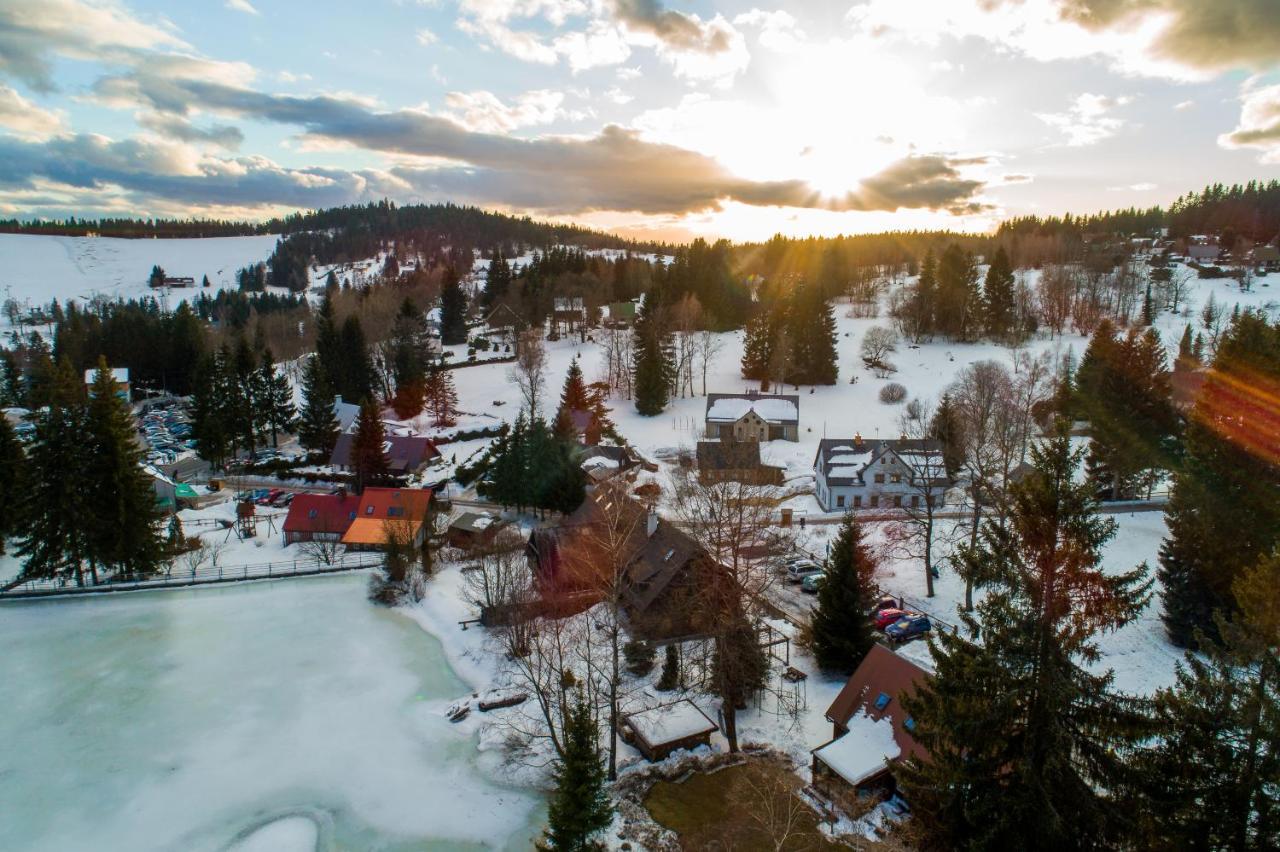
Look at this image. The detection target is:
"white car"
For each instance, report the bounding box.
[785,560,823,583]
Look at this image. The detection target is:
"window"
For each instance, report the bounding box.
[366,506,374,515]
[308,509,318,519]
[911,495,920,508]
[387,506,404,517]
[891,473,902,483]
[874,473,885,484]
[870,495,879,508]
[881,457,886,464]
[893,495,902,508]
[836,495,845,508]
[853,495,862,508]
[904,717,916,732]
[874,692,892,711]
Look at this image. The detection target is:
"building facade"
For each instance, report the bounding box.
[813,435,949,512]
[703,392,799,442]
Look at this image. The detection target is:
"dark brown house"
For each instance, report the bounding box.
[447,511,503,549]
[696,440,785,485]
[811,644,930,797]
[622,699,719,761]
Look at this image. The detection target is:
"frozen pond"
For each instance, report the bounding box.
[0,574,544,851]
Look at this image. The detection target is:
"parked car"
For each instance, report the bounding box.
[870,595,901,615]
[800,573,825,594]
[785,560,823,583]
[874,608,912,630]
[257,488,284,505]
[885,614,932,643]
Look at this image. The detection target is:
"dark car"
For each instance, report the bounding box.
[885,614,931,643]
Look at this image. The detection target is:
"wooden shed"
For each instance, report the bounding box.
[622,700,719,761]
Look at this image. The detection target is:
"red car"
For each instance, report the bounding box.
[258,488,284,505]
[874,608,911,630]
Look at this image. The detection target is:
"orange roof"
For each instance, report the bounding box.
[340,487,432,545]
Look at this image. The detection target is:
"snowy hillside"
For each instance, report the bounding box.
[0,232,279,309]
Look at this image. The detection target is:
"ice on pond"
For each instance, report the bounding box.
[227,816,318,852]
[0,574,543,851]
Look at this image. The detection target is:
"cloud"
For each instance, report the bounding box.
[1174,99,1194,110]
[1034,93,1130,146]
[136,111,244,150]
[847,0,1280,81]
[453,0,749,84]
[415,28,438,46]
[0,0,187,91]
[1219,84,1280,162]
[733,9,805,52]
[1107,181,1157,191]
[0,84,66,138]
[441,89,566,133]
[225,0,260,16]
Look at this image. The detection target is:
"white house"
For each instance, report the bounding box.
[704,391,800,442]
[814,435,950,512]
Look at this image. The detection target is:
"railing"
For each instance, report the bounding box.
[0,553,385,600]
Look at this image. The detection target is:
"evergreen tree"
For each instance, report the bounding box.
[1125,554,1279,851]
[632,307,673,416]
[739,309,774,380]
[897,429,1152,850]
[553,356,591,440]
[190,350,232,468]
[482,247,512,310]
[84,357,164,581]
[541,438,587,514]
[1177,323,1195,364]
[350,398,389,493]
[315,292,342,398]
[906,248,938,341]
[297,355,339,457]
[14,359,92,585]
[440,268,468,346]
[338,315,376,405]
[656,644,680,691]
[1141,284,1156,326]
[810,515,879,672]
[148,265,166,288]
[936,244,981,340]
[390,298,427,419]
[231,336,260,457]
[981,246,1016,340]
[258,349,295,448]
[541,691,613,851]
[1160,310,1280,647]
[929,392,965,479]
[787,285,839,384]
[0,413,23,553]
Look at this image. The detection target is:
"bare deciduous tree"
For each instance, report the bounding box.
[886,397,957,599]
[508,327,547,420]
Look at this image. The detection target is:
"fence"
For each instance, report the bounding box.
[0,553,385,600]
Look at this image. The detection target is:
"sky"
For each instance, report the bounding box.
[0,0,1279,242]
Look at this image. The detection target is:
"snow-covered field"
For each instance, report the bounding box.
[0,233,280,310]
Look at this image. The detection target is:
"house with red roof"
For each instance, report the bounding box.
[811,643,930,797]
[282,490,361,545]
[341,487,433,550]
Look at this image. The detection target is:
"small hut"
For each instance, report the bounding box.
[622,700,719,761]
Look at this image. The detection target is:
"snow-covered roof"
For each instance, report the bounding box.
[812,711,901,787]
[625,700,717,748]
[705,393,799,425]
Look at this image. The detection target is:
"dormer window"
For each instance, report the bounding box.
[874,692,892,711]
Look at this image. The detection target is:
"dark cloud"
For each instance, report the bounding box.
[1057,0,1280,71]
[85,73,989,215]
[611,0,733,53]
[1219,84,1280,157]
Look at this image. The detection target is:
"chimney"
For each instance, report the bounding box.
[646,510,659,538]
[854,432,864,450]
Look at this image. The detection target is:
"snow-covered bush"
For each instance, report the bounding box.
[879,382,907,404]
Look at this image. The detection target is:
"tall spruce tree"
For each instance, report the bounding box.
[1124,555,1279,851]
[482,248,512,310]
[190,350,232,468]
[553,356,591,440]
[897,428,1153,850]
[15,359,92,585]
[258,349,295,448]
[390,298,427,419]
[0,413,23,554]
[440,268,468,346]
[936,244,981,341]
[540,691,613,851]
[632,309,673,416]
[298,355,339,457]
[906,248,938,342]
[982,246,1016,341]
[338,315,376,405]
[739,309,775,380]
[85,358,163,581]
[787,285,839,384]
[1160,310,1280,647]
[350,398,389,493]
[810,515,879,672]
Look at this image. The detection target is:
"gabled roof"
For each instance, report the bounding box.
[330,434,438,471]
[283,491,361,535]
[824,644,930,767]
[705,392,799,426]
[450,511,499,533]
[814,437,946,486]
[341,487,433,545]
[333,397,361,433]
[696,440,762,470]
